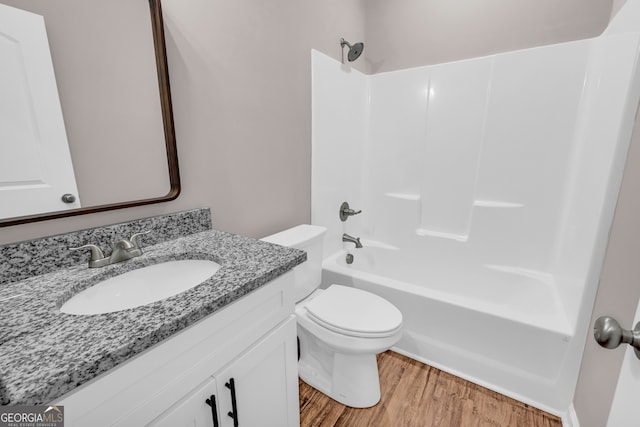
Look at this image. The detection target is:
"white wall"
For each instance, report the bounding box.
[314,41,591,289]
[311,51,368,256]
[364,42,590,283]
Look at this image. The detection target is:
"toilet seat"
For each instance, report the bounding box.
[303,285,403,338]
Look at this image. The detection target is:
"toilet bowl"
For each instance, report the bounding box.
[261,225,403,408]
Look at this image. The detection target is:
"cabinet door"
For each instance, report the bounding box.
[149,377,220,427]
[216,316,299,427]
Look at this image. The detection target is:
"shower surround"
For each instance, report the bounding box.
[312,2,640,417]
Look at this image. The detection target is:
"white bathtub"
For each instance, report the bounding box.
[321,242,575,415]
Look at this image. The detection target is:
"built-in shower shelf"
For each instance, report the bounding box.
[415,228,468,242]
[473,200,524,208]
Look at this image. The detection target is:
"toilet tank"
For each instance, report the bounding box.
[261,224,327,303]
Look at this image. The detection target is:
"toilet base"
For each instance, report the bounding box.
[299,352,381,408]
[298,328,383,408]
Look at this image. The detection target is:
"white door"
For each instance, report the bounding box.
[606,298,640,426]
[0,3,80,219]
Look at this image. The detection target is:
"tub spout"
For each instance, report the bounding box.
[342,233,363,248]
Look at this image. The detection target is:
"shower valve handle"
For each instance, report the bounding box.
[594,316,640,360]
[339,202,362,222]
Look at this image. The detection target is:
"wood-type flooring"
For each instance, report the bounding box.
[299,351,562,427]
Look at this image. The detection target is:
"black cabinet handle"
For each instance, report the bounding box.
[225,378,239,427]
[205,394,219,427]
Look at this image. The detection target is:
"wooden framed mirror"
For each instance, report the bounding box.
[0,0,180,227]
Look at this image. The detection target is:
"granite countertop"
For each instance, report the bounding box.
[0,229,305,406]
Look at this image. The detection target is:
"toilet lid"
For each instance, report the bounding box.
[304,285,403,338]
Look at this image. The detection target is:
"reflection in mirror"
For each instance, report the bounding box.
[0,3,81,219]
[0,0,180,227]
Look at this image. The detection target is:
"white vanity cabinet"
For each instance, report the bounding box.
[56,272,300,427]
[151,318,297,427]
[147,377,219,427]
[212,319,297,427]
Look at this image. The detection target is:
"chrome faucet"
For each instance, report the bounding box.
[342,233,363,248]
[71,231,150,268]
[339,202,362,222]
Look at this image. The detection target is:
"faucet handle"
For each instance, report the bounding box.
[339,202,362,222]
[129,230,151,249]
[69,244,105,261]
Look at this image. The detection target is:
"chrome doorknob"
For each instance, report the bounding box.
[594,316,640,360]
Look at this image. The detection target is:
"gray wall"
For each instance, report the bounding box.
[0,0,367,244]
[364,0,613,73]
[611,0,627,18]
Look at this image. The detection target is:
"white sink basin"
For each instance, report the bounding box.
[60,259,221,315]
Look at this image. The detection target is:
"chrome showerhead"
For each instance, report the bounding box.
[340,38,364,62]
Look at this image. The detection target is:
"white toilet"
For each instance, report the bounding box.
[262,224,403,408]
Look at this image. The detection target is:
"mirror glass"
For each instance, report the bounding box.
[0,0,179,226]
